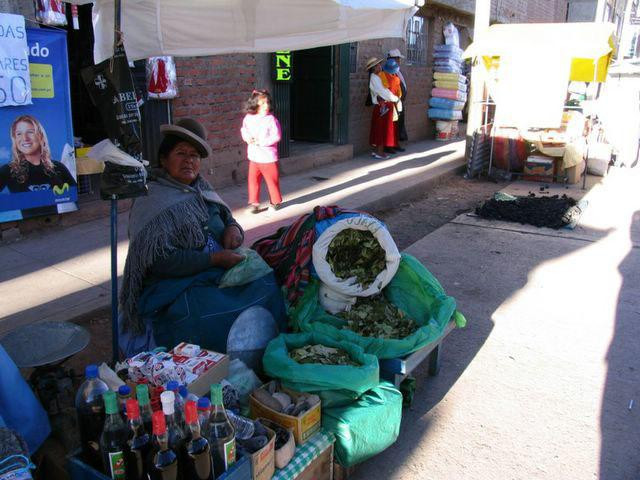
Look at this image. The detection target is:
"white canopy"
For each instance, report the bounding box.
[68,0,418,63]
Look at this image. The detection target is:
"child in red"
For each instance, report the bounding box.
[241,89,283,213]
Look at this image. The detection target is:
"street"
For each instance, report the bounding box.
[353,168,640,480]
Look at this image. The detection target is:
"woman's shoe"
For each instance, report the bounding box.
[247,203,261,214]
[371,152,389,160]
[268,203,281,212]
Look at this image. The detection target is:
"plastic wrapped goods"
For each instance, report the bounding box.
[146,56,179,100]
[431,88,467,101]
[428,109,463,121]
[429,97,465,111]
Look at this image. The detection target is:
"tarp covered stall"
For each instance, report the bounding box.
[67,0,418,63]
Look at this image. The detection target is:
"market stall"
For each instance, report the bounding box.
[463,22,616,185]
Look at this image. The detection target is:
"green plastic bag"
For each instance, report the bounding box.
[290,253,466,359]
[262,332,379,407]
[219,248,273,288]
[322,382,403,467]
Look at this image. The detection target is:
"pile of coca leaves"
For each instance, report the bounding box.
[339,295,419,339]
[290,344,360,366]
[326,229,386,288]
[475,193,579,229]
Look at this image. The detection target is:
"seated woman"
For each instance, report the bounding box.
[119,118,285,357]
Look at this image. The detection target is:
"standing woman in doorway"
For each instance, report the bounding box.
[366,57,399,160]
[241,89,283,213]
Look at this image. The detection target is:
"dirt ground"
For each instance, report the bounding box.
[64,175,500,374]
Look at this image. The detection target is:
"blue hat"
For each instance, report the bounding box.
[383,58,399,74]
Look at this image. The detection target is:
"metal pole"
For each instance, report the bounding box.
[465,0,491,160]
[111,0,121,364]
[110,196,118,363]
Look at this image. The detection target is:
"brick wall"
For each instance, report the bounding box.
[492,0,569,23]
[173,54,258,188]
[348,5,473,154]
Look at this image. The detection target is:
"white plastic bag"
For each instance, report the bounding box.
[587,143,611,176]
[146,56,179,100]
[443,22,460,47]
[312,214,401,298]
[318,283,357,314]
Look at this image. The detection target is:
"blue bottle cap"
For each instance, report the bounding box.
[197,397,211,409]
[85,364,99,379]
[118,385,131,395]
[178,385,189,398]
[166,380,179,392]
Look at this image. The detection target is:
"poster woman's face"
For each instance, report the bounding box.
[14,121,41,158]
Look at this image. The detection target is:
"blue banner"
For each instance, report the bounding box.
[0,27,77,222]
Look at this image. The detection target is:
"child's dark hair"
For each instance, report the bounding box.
[244,89,273,114]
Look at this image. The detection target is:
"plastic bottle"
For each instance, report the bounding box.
[226,410,255,440]
[166,381,185,429]
[160,390,186,479]
[184,401,214,480]
[75,364,109,470]
[125,399,151,480]
[196,397,211,436]
[207,384,236,474]
[135,384,153,435]
[149,410,178,480]
[117,385,132,417]
[100,391,128,479]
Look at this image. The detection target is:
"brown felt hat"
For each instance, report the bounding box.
[160,118,212,158]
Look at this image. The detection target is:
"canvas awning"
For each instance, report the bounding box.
[463,22,616,82]
[67,0,418,63]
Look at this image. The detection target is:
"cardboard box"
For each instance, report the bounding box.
[523,155,554,182]
[249,381,321,445]
[296,444,334,480]
[248,424,276,480]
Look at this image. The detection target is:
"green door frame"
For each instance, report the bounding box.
[335,43,350,145]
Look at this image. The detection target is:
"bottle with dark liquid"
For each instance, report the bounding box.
[100,391,128,480]
[149,410,179,480]
[125,399,151,480]
[75,364,109,469]
[160,391,186,480]
[136,384,153,435]
[207,384,236,475]
[184,401,214,480]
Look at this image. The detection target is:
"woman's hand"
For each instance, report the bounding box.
[210,250,245,269]
[222,225,243,249]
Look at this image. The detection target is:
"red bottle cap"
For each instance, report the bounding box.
[126,399,140,420]
[152,410,166,435]
[184,400,198,424]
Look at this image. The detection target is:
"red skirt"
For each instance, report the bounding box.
[369,102,397,148]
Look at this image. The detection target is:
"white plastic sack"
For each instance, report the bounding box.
[587,143,611,176]
[88,139,149,169]
[312,215,401,297]
[319,283,357,315]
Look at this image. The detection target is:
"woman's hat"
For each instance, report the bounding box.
[160,118,212,158]
[387,48,405,59]
[383,58,400,74]
[365,57,384,71]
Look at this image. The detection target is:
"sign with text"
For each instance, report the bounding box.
[273,51,292,82]
[0,28,77,223]
[0,13,32,107]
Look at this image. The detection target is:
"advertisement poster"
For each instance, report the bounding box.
[0,27,77,222]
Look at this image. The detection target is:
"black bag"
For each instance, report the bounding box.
[81,44,147,199]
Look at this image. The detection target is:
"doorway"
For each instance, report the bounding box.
[290,47,333,142]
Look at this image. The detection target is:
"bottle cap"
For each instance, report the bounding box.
[166,380,179,392]
[152,410,166,435]
[136,384,150,406]
[85,364,98,379]
[185,401,198,424]
[160,391,175,414]
[118,385,131,396]
[210,384,222,405]
[178,385,189,399]
[103,391,118,415]
[126,399,140,420]
[197,397,211,410]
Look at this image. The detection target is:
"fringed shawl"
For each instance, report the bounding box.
[120,170,229,333]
